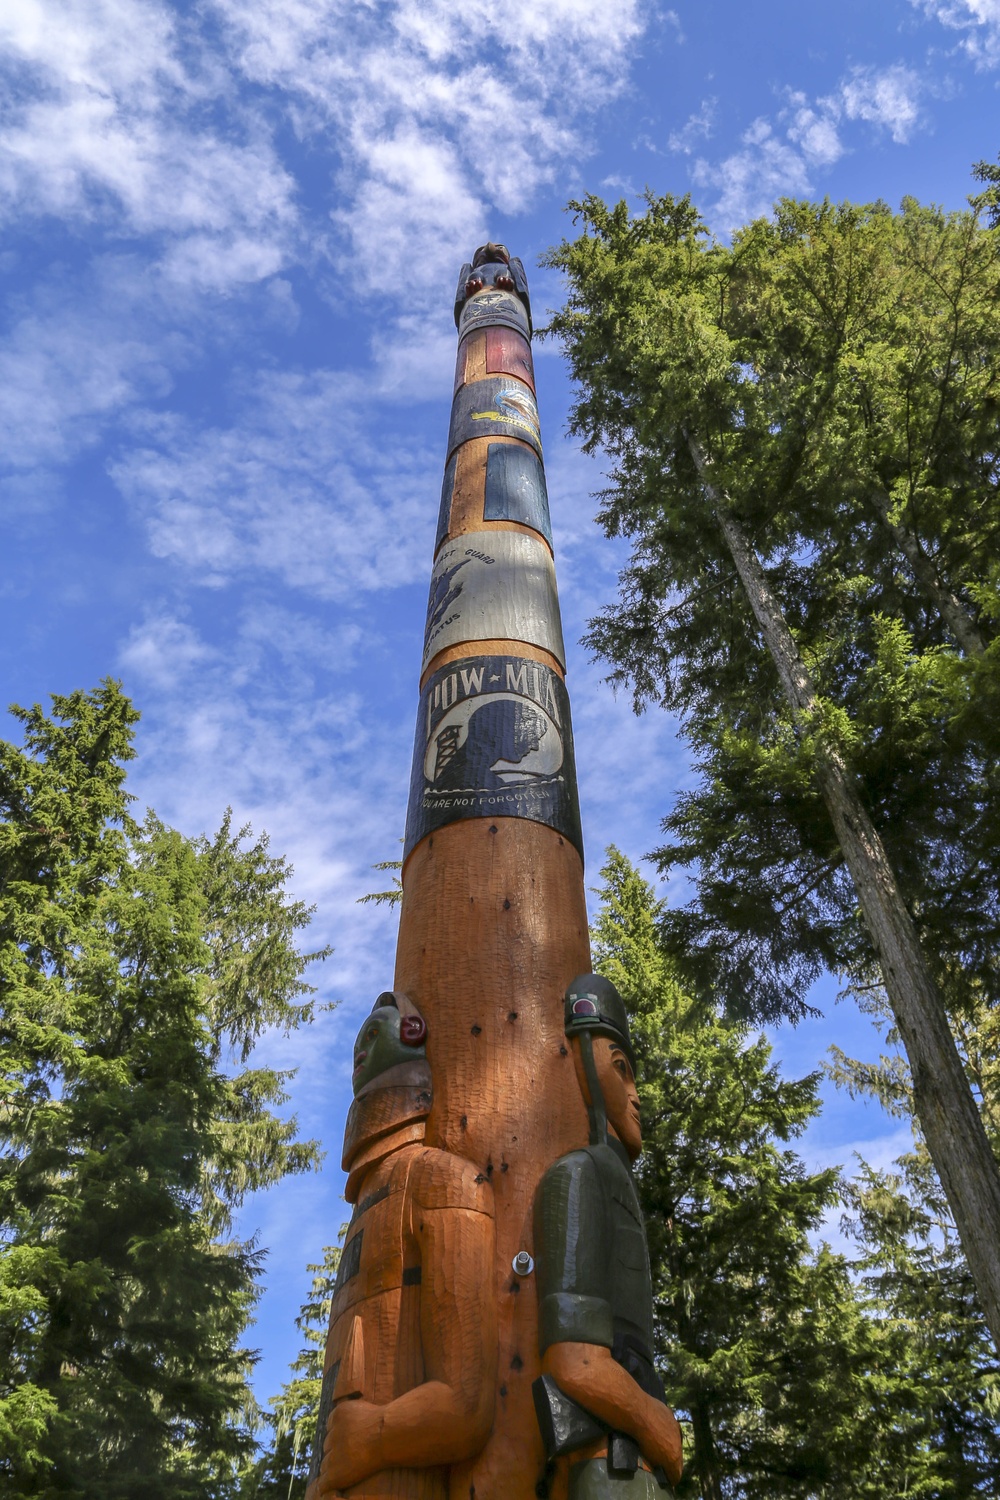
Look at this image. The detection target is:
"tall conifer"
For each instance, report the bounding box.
[0,683,327,1498]
[546,187,1000,1348]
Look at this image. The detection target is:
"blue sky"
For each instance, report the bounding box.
[2,0,997,1410]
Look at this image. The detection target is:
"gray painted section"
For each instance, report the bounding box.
[422,530,565,672]
[484,443,551,544]
[458,289,531,341]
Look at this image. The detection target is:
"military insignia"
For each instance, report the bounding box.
[404,654,583,858]
[449,376,542,458]
[422,531,565,672]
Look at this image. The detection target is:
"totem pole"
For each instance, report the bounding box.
[308,247,682,1500]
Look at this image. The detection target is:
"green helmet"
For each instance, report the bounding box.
[563,973,636,1075]
[351,991,428,1098]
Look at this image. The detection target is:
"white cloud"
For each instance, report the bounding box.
[0,0,298,289]
[110,367,443,599]
[0,257,178,474]
[0,0,649,510]
[668,98,717,155]
[120,613,217,689]
[839,64,922,144]
[694,116,815,229]
[663,9,685,44]
[914,0,1000,67]
[785,93,844,167]
[211,0,646,294]
[691,64,922,230]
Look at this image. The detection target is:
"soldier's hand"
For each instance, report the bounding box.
[639,1399,683,1489]
[316,1398,384,1492]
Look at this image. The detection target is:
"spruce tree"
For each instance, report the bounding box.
[242,1243,343,1500]
[546,186,1000,1349]
[593,849,867,1496]
[592,848,1000,1497]
[829,990,1000,1495]
[0,683,328,1498]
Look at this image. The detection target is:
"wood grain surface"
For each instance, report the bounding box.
[395,817,591,1499]
[336,284,594,1499]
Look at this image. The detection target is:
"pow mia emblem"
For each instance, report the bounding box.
[404,655,583,859]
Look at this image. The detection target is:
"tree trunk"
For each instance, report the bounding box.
[686,434,1000,1355]
[867,488,986,657]
[689,1396,725,1500]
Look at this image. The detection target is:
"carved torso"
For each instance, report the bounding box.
[535,1138,660,1398]
[319,1133,495,1499]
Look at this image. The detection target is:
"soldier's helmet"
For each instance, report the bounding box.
[352,991,428,1098]
[563,973,636,1075]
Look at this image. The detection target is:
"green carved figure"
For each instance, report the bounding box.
[533,975,683,1499]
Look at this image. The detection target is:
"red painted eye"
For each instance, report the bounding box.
[571,997,598,1017]
[495,273,514,291]
[400,1016,427,1046]
[465,276,484,296]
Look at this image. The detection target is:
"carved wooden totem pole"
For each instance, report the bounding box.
[308,247,683,1500]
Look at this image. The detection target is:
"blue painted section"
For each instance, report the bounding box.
[484,443,552,545]
[435,451,457,551]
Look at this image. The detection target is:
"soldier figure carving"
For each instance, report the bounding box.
[533,976,683,1500]
[307,993,497,1498]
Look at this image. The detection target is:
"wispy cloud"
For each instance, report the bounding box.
[694,116,817,229]
[913,0,1000,67]
[0,256,178,475]
[212,0,646,296]
[668,98,717,155]
[839,63,923,143]
[0,0,298,289]
[0,0,649,518]
[111,367,442,599]
[692,64,923,228]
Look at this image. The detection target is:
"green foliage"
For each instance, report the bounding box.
[241,1240,344,1500]
[0,683,328,1498]
[546,189,1000,1027]
[971,152,1000,228]
[594,848,854,1496]
[829,982,1000,1495]
[356,855,403,909]
[592,848,1000,1497]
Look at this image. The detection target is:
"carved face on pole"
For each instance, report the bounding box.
[352,996,427,1097]
[581,1035,641,1160]
[563,974,642,1160]
[342,992,432,1178]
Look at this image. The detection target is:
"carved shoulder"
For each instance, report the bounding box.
[409,1146,495,1215]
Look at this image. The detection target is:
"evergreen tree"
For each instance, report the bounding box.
[828,990,1000,1495]
[593,849,860,1496]
[242,1242,343,1500]
[546,186,1000,1348]
[0,683,328,1498]
[592,848,1000,1497]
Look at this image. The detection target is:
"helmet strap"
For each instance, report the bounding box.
[580,1032,607,1147]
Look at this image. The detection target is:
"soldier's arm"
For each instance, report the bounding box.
[535,1152,682,1488]
[317,1151,495,1491]
[541,1343,682,1487]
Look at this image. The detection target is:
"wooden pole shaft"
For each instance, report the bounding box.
[394,293,592,1498]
